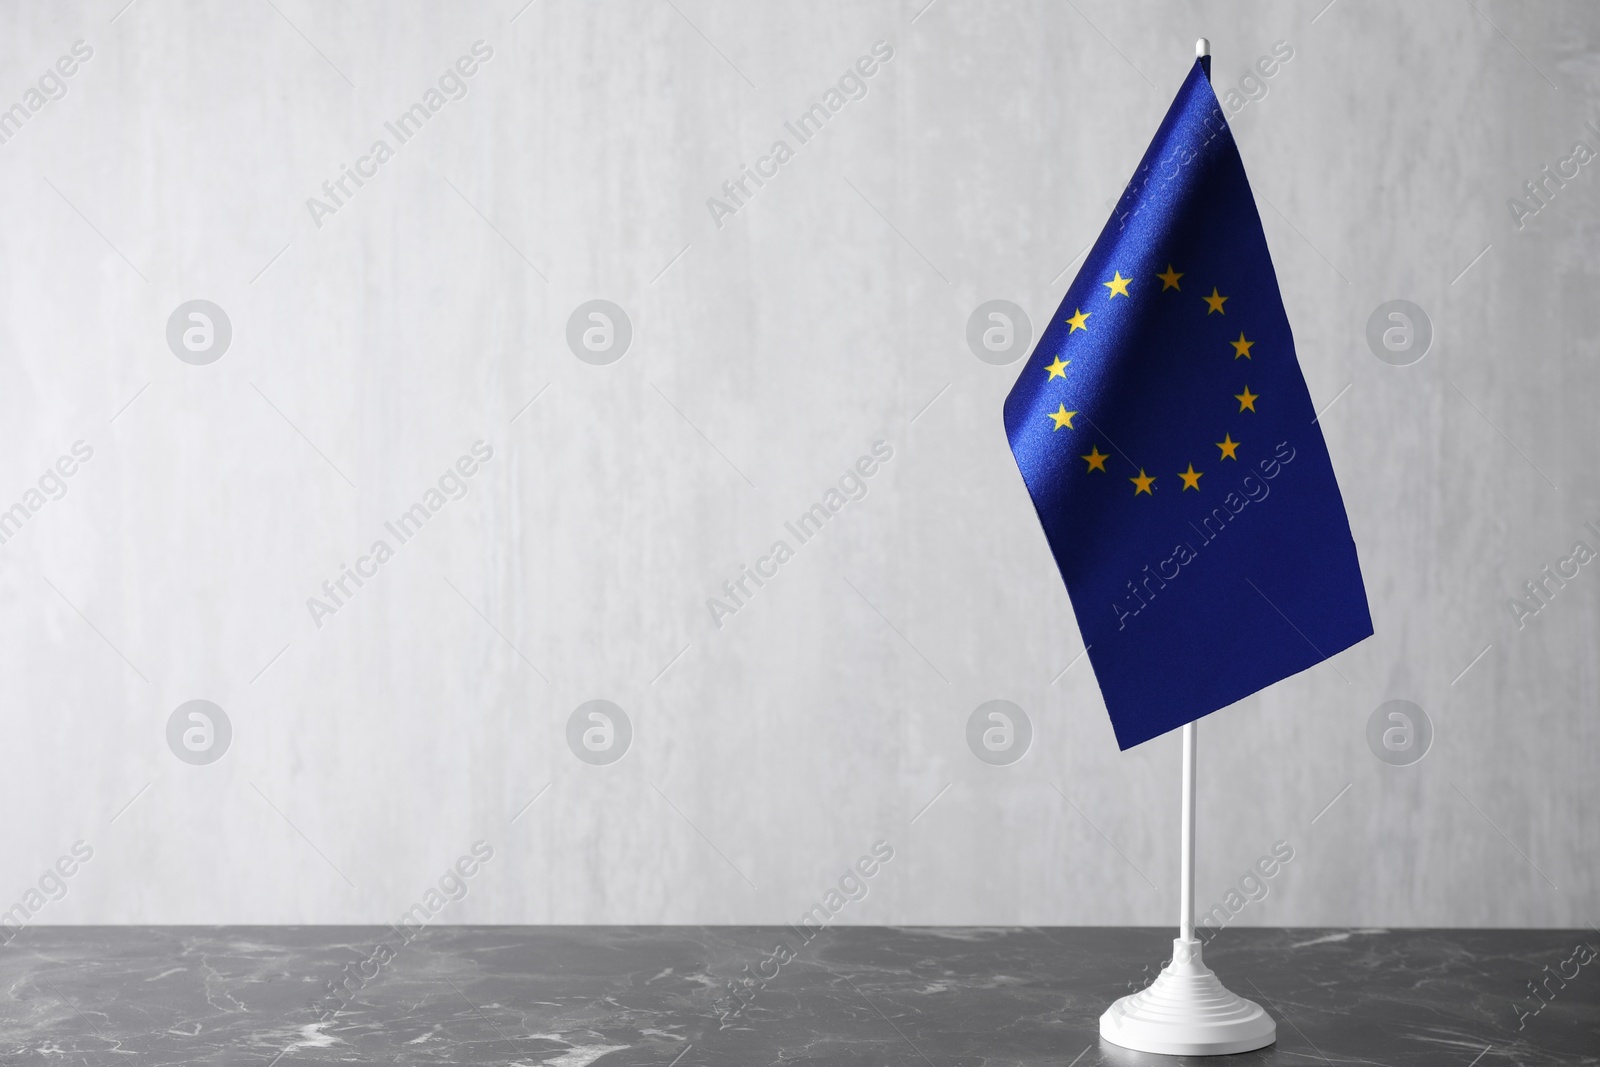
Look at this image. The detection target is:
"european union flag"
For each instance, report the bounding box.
[1005,58,1373,750]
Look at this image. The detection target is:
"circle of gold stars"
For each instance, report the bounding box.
[1040,264,1263,494]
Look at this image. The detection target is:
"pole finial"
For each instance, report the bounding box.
[1195,37,1210,58]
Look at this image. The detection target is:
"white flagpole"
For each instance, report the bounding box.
[1178,40,1206,948]
[1179,38,1205,955]
[1180,721,1196,943]
[1096,36,1277,1058]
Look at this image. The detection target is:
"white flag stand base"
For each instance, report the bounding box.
[1098,936,1276,1056]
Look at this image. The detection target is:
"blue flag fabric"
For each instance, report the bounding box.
[1004,59,1372,750]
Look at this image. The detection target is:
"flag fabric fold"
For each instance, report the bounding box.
[1004,59,1372,750]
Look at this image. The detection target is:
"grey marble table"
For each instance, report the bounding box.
[0,927,1594,1065]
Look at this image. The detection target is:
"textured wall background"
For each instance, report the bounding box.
[0,0,1594,929]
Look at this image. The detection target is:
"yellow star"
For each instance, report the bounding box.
[1065,307,1091,332]
[1235,385,1258,412]
[1130,468,1155,495]
[1044,356,1069,380]
[1103,271,1132,299]
[1082,446,1109,472]
[1204,287,1228,314]
[1049,404,1077,430]
[1156,264,1183,291]
[1216,434,1240,460]
[1178,464,1203,491]
[1230,332,1254,359]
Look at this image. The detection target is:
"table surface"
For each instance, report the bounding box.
[0,927,1594,1065]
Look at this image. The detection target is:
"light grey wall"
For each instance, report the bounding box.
[0,0,1594,930]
